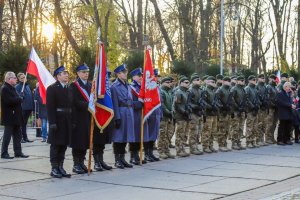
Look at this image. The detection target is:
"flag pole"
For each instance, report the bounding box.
[88,117,94,175]
[139,35,149,165]
[21,72,28,93]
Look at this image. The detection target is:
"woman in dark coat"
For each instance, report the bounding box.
[276,82,296,145]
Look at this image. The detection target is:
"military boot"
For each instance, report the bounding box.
[232,143,241,150]
[210,146,218,153]
[99,153,112,170]
[165,152,176,159]
[253,142,260,148]
[93,154,104,171]
[73,157,85,174]
[159,152,169,159]
[238,144,246,150]
[257,141,266,146]
[219,146,229,152]
[114,154,124,169]
[130,151,139,165]
[247,143,254,148]
[120,154,133,168]
[266,139,275,144]
[176,147,190,157]
[79,156,89,173]
[203,147,212,153]
[50,163,62,178]
[59,162,71,178]
[149,146,160,161]
[190,146,203,155]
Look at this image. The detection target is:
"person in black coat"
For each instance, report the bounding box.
[69,64,92,174]
[46,66,72,178]
[276,82,296,145]
[1,71,29,159]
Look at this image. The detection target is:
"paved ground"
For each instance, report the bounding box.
[1,127,300,200]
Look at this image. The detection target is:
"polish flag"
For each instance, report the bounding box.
[26,47,56,104]
[275,70,281,85]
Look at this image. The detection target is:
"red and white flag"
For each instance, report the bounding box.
[276,70,281,85]
[27,47,56,104]
[139,47,161,122]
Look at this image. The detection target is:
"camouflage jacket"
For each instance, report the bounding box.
[173,86,189,121]
[230,84,247,113]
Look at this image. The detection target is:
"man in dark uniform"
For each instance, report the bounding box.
[69,64,91,174]
[1,71,29,159]
[111,64,134,169]
[129,67,148,165]
[47,66,72,178]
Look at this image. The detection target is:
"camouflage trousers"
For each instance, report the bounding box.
[265,108,278,142]
[157,118,173,154]
[217,114,230,147]
[230,112,246,145]
[175,120,189,153]
[187,114,201,150]
[257,110,268,143]
[246,112,258,144]
[168,119,175,144]
[202,116,218,149]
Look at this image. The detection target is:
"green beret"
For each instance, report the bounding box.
[179,76,189,83]
[206,76,216,81]
[258,74,265,78]
[191,74,200,82]
[223,76,231,82]
[298,80,300,85]
[237,76,245,81]
[281,73,288,78]
[169,76,174,81]
[216,74,224,80]
[202,75,209,81]
[248,75,256,81]
[161,77,171,84]
[269,74,276,79]
[191,72,199,77]
[291,80,297,87]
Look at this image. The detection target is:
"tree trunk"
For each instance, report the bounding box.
[298,0,300,72]
[0,0,4,50]
[54,0,81,56]
[137,0,143,49]
[150,0,175,62]
[92,0,102,41]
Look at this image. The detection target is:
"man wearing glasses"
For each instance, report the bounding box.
[173,76,192,157]
[1,71,29,159]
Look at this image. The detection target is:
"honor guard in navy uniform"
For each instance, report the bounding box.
[47,66,72,178]
[129,68,148,165]
[111,64,135,169]
[145,69,161,162]
[69,64,91,174]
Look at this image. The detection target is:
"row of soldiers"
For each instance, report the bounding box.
[45,62,288,178]
[158,72,283,159]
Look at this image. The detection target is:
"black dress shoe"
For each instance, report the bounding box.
[50,168,62,178]
[1,154,14,159]
[277,142,285,145]
[80,163,90,173]
[72,165,85,174]
[59,166,71,177]
[144,154,155,162]
[285,141,293,145]
[94,162,104,171]
[120,154,133,168]
[15,153,29,158]
[25,139,33,143]
[21,139,26,143]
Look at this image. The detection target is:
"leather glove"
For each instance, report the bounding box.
[115,119,121,129]
[49,124,57,132]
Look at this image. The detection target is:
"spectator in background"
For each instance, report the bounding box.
[34,83,48,142]
[15,73,34,143]
[1,71,29,159]
[277,82,295,145]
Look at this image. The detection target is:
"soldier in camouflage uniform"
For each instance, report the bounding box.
[158,77,176,159]
[216,74,224,88]
[187,73,205,155]
[168,77,176,148]
[265,74,278,144]
[230,76,247,150]
[173,76,191,157]
[245,75,260,148]
[215,76,232,152]
[231,76,237,88]
[256,74,268,146]
[202,76,219,153]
